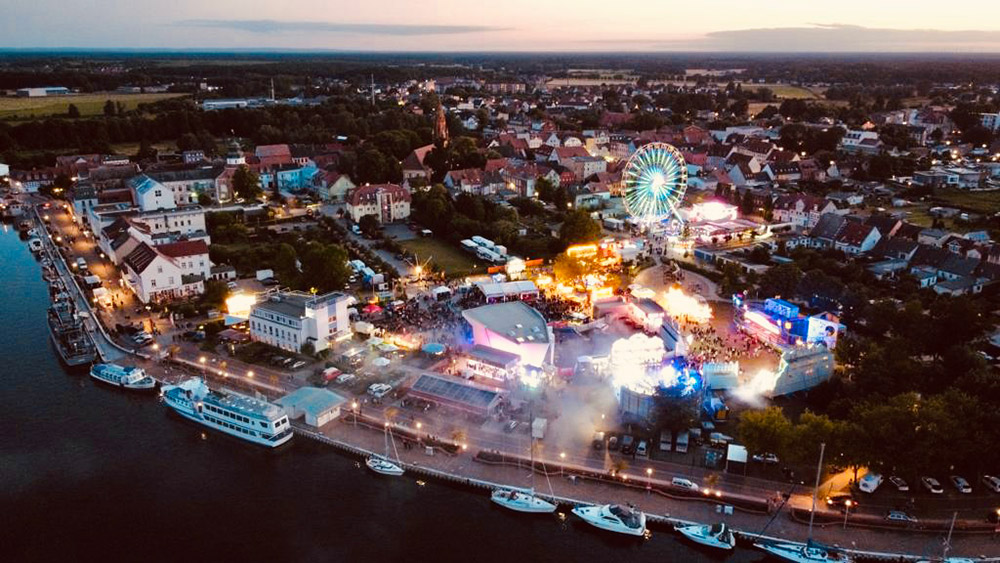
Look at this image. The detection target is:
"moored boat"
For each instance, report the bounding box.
[160,378,293,448]
[366,422,404,476]
[48,294,97,368]
[753,539,850,562]
[571,503,646,536]
[490,488,557,513]
[89,363,156,390]
[675,522,736,550]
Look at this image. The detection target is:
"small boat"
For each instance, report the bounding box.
[28,238,44,253]
[491,487,557,513]
[491,433,556,513]
[366,422,404,476]
[90,363,157,390]
[366,455,405,476]
[675,522,736,550]
[753,540,850,562]
[571,503,646,536]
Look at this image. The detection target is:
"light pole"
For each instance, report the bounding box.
[560,452,566,476]
[352,401,359,427]
[646,468,653,492]
[843,500,853,529]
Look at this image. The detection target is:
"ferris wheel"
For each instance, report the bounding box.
[621,142,688,224]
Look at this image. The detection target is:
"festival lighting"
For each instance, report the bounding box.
[744,310,780,334]
[225,292,257,318]
[566,243,598,258]
[622,142,688,223]
[662,287,713,324]
[690,201,738,222]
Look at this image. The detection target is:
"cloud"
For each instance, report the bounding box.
[702,23,1000,52]
[175,19,509,36]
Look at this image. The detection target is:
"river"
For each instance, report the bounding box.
[0,224,766,562]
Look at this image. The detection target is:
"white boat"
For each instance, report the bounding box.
[161,378,293,448]
[491,435,556,513]
[491,488,557,513]
[571,503,646,536]
[753,540,850,563]
[90,363,157,390]
[28,238,44,253]
[366,422,404,476]
[675,522,736,550]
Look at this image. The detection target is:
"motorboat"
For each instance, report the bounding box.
[89,363,157,390]
[753,540,850,562]
[490,488,557,513]
[675,522,736,550]
[571,503,646,536]
[366,455,404,476]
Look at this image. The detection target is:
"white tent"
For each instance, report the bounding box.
[725,443,748,474]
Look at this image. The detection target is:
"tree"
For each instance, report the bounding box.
[758,263,803,298]
[197,192,213,206]
[559,209,601,246]
[300,243,351,293]
[67,104,80,118]
[274,243,298,283]
[232,165,262,200]
[103,99,116,116]
[358,214,380,238]
[300,341,316,356]
[738,407,794,459]
[649,392,699,433]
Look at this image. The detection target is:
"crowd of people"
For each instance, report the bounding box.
[681,318,778,369]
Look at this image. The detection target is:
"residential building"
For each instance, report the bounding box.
[249,291,351,353]
[345,183,411,224]
[773,195,838,228]
[120,242,204,304]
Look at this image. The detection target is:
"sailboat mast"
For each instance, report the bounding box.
[943,511,957,559]
[807,442,826,540]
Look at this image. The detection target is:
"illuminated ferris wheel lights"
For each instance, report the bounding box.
[622,142,688,223]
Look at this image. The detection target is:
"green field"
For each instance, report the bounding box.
[933,189,1000,215]
[0,92,189,119]
[399,237,486,278]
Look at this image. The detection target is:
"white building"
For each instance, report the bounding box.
[981,113,1000,132]
[0,162,9,178]
[249,291,351,353]
[345,183,411,224]
[120,242,205,304]
[129,174,175,211]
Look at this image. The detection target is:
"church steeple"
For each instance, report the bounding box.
[434,103,449,147]
[226,139,245,167]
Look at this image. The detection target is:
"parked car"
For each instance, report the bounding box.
[335,373,357,385]
[858,473,883,494]
[227,281,238,290]
[291,360,307,370]
[885,510,918,524]
[888,476,909,492]
[620,435,635,455]
[950,475,972,494]
[982,474,1000,493]
[636,440,648,457]
[671,477,700,492]
[503,420,519,434]
[607,435,619,451]
[367,383,392,399]
[752,453,779,465]
[921,476,944,494]
[592,431,605,450]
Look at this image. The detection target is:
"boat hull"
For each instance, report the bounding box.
[491,489,557,513]
[675,525,735,550]
[366,456,404,476]
[754,542,847,563]
[48,324,96,368]
[89,369,157,391]
[571,507,646,536]
[164,396,293,448]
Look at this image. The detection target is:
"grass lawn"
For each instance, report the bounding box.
[0,92,189,119]
[932,189,1000,215]
[399,237,486,278]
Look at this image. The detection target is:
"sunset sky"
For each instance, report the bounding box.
[4,0,1000,52]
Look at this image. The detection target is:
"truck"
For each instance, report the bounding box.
[495,244,507,256]
[675,430,690,453]
[471,235,494,249]
[531,417,547,440]
[255,269,274,281]
[460,239,478,253]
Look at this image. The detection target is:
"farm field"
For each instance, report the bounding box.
[0,92,188,119]
[399,237,486,278]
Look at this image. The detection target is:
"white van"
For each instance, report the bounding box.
[858,472,883,493]
[636,440,648,457]
[671,477,700,492]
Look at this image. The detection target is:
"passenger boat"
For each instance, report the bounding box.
[160,378,293,448]
[675,522,736,550]
[366,422,404,476]
[48,294,97,368]
[89,363,156,390]
[571,503,646,536]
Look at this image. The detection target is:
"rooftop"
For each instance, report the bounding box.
[462,301,549,344]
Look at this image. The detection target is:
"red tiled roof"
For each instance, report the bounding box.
[157,240,210,258]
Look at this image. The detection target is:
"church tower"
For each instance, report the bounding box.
[434,103,449,146]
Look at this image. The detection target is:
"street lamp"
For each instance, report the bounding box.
[843,500,853,529]
[560,452,566,476]
[646,467,653,491]
[247,370,254,379]
[352,401,359,426]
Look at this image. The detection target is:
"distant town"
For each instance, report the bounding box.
[3,53,1000,561]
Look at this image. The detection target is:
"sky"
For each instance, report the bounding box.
[4,0,1000,52]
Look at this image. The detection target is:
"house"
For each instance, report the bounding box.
[254,144,293,168]
[145,166,227,205]
[120,242,204,304]
[773,195,837,228]
[249,291,351,353]
[833,222,881,255]
[549,146,591,165]
[840,130,881,153]
[156,240,212,280]
[345,183,411,224]
[572,182,612,209]
[565,156,607,182]
[402,144,435,181]
[871,237,919,261]
[827,192,865,207]
[763,162,802,183]
[320,171,356,202]
[933,277,985,296]
[444,168,485,193]
[808,213,849,248]
[128,175,175,211]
